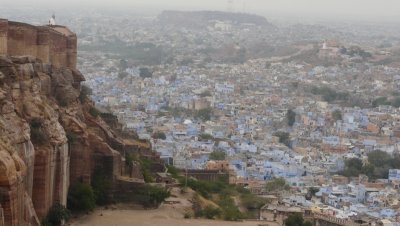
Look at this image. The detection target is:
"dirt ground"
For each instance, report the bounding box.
[70,207,275,226]
[70,187,279,226]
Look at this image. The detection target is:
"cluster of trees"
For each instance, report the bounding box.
[139,67,153,78]
[130,155,155,183]
[372,96,400,108]
[182,176,229,199]
[339,46,372,59]
[310,86,349,103]
[217,194,246,221]
[152,131,167,140]
[265,177,290,193]
[195,204,222,219]
[305,187,320,200]
[209,150,226,160]
[131,185,170,208]
[199,133,214,141]
[67,182,96,213]
[240,189,269,216]
[64,155,168,219]
[192,193,246,221]
[284,213,312,226]
[88,106,101,117]
[161,106,213,121]
[199,90,212,97]
[167,165,268,221]
[273,131,291,147]
[80,41,164,65]
[332,109,343,121]
[66,174,169,218]
[287,109,296,127]
[91,167,113,205]
[79,85,92,103]
[41,203,71,226]
[340,150,400,179]
[195,108,213,121]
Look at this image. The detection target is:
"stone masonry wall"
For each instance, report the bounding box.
[0,19,77,69]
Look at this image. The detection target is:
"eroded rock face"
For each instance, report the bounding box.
[0,56,126,225]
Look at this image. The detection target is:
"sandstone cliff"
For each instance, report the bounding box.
[0,55,161,226]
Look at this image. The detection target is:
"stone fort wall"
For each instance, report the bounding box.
[0,19,77,69]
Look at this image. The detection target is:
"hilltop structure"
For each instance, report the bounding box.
[0,18,77,69]
[0,20,164,226]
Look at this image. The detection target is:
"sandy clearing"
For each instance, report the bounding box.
[70,187,278,226]
[70,207,276,226]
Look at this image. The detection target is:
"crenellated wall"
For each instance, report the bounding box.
[0,19,77,69]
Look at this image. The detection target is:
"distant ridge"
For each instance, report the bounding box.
[158,10,275,29]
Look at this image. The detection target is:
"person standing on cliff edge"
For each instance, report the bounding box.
[49,13,56,26]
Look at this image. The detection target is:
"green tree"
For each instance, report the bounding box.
[273,131,291,147]
[240,193,268,210]
[42,203,71,226]
[200,90,212,97]
[265,178,290,193]
[199,133,214,140]
[209,150,226,160]
[118,71,129,80]
[284,213,312,226]
[361,164,375,178]
[310,86,349,103]
[89,106,100,117]
[372,97,390,107]
[201,205,222,219]
[196,108,213,121]
[306,187,320,200]
[91,168,112,205]
[340,158,363,177]
[340,152,399,179]
[166,165,180,178]
[368,150,392,167]
[136,185,170,208]
[152,131,167,140]
[67,182,96,213]
[79,85,92,102]
[139,67,153,78]
[332,110,342,121]
[147,185,170,206]
[218,195,244,221]
[308,187,320,196]
[139,156,155,183]
[287,109,296,127]
[391,97,400,108]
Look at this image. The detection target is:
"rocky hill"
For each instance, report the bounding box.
[0,54,163,226]
[158,10,275,29]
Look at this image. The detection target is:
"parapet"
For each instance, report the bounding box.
[0,19,77,69]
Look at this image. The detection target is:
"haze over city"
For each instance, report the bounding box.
[1,1,400,226]
[2,0,400,22]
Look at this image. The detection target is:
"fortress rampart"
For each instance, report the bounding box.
[0,19,77,69]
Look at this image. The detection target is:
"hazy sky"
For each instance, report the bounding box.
[2,0,400,22]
